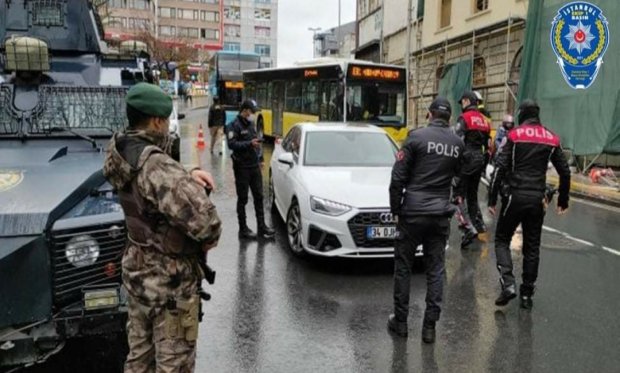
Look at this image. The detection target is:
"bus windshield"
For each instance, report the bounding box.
[345,83,405,125]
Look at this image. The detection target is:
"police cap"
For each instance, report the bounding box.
[240,99,259,113]
[126,83,173,118]
[459,90,478,105]
[428,96,452,114]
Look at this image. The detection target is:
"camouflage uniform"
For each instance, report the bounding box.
[104,130,221,373]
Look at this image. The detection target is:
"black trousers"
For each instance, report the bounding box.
[461,170,485,231]
[494,193,545,296]
[233,165,265,228]
[393,216,449,323]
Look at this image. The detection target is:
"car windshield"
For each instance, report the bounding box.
[304,130,398,167]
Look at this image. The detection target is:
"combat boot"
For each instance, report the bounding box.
[422,320,436,344]
[387,314,408,337]
[239,224,257,240]
[461,228,478,249]
[495,284,517,306]
[257,212,275,239]
[519,284,535,310]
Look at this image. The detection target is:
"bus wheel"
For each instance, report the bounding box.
[257,117,264,139]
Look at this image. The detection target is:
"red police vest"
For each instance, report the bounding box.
[508,124,560,146]
[461,110,491,133]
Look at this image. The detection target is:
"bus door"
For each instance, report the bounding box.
[272,81,285,136]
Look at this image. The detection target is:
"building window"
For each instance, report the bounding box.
[201,28,220,40]
[224,6,241,20]
[178,9,200,20]
[128,0,148,10]
[255,44,271,56]
[473,55,487,87]
[254,26,271,37]
[160,25,176,36]
[159,7,176,18]
[440,0,451,28]
[106,16,127,28]
[223,42,241,51]
[109,0,125,9]
[475,0,489,13]
[260,62,271,68]
[201,0,219,3]
[224,24,241,37]
[255,0,271,3]
[200,11,220,22]
[254,8,271,20]
[128,18,149,30]
[178,27,199,38]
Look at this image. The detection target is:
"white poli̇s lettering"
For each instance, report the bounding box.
[427,141,459,158]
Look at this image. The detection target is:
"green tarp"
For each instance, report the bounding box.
[519,0,620,155]
[438,60,473,119]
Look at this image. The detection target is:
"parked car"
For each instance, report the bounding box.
[269,122,423,258]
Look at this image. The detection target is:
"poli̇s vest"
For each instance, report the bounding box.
[508,124,560,146]
[461,110,491,133]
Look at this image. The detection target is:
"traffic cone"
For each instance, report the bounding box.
[197,124,205,149]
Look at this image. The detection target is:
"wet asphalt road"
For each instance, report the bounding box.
[24,107,620,372]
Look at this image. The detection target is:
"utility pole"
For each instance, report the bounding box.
[406,0,413,126]
[338,0,341,55]
[379,0,385,63]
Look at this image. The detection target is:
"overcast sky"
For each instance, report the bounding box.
[277,0,357,67]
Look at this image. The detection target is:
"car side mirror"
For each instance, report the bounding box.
[278,152,294,167]
[178,113,186,120]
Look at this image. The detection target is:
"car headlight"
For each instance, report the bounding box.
[310,196,352,216]
[65,235,100,267]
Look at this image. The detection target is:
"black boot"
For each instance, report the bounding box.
[495,284,517,306]
[474,213,487,234]
[239,224,257,240]
[422,320,436,344]
[520,284,535,310]
[257,213,275,239]
[461,228,478,249]
[387,314,408,337]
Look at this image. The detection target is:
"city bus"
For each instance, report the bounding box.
[208,51,261,124]
[243,59,408,142]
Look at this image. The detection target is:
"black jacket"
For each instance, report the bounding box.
[489,119,571,208]
[456,106,491,176]
[390,119,465,217]
[227,114,262,168]
[208,105,226,128]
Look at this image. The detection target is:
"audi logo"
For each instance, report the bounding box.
[379,212,397,224]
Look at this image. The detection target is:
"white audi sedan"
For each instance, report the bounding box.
[269,122,423,258]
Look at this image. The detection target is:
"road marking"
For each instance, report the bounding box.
[543,226,595,246]
[602,246,620,257]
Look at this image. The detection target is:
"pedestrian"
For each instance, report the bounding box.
[455,90,492,247]
[494,114,515,157]
[488,99,571,309]
[388,97,464,343]
[103,83,222,372]
[208,96,226,155]
[227,99,275,240]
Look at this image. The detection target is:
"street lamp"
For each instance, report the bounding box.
[308,27,322,58]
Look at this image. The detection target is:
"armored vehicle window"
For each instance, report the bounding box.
[31,1,65,27]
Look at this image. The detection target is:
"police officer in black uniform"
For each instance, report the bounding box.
[489,99,571,309]
[227,99,275,239]
[388,97,464,343]
[455,91,492,247]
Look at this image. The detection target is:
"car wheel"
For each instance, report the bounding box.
[286,200,306,256]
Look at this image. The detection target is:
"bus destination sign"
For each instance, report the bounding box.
[225,81,244,89]
[304,69,319,78]
[348,65,404,82]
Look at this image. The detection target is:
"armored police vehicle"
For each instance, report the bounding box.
[0,0,145,369]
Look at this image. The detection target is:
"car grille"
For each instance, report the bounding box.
[51,223,126,307]
[347,211,395,248]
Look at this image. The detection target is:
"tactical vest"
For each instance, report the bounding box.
[118,146,201,257]
[508,124,560,146]
[461,110,491,133]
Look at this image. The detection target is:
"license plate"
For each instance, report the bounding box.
[84,289,119,311]
[366,226,396,239]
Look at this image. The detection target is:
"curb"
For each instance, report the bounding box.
[547,174,620,208]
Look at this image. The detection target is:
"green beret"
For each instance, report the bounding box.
[126,83,173,118]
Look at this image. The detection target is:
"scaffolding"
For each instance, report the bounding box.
[407,17,527,129]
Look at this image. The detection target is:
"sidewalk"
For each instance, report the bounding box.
[547,169,620,207]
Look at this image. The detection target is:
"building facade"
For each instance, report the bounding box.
[356,0,529,128]
[313,21,356,58]
[222,0,278,68]
[101,0,223,50]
